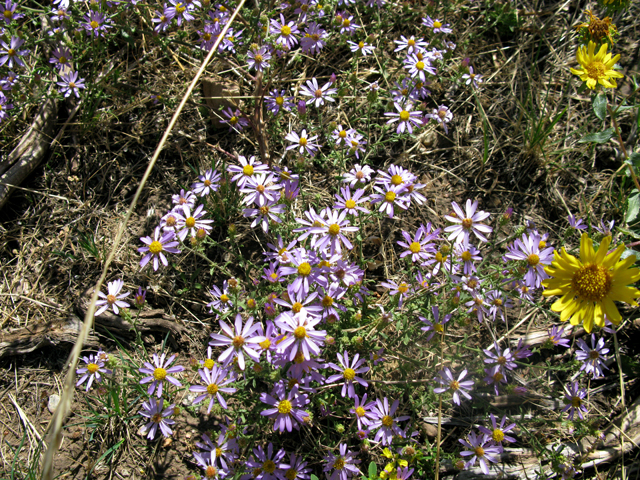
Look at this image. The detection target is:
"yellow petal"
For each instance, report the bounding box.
[594,235,611,264]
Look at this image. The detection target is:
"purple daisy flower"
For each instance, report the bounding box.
[562,381,588,420]
[57,70,85,98]
[404,53,436,82]
[191,168,221,197]
[189,364,236,412]
[228,155,270,189]
[81,11,113,37]
[575,334,609,378]
[397,223,438,263]
[221,106,249,132]
[193,450,226,480]
[369,397,410,446]
[247,45,272,71]
[139,397,176,440]
[369,184,410,218]
[260,382,309,432]
[49,46,72,70]
[326,351,369,398]
[462,66,483,89]
[478,413,516,445]
[419,305,451,341]
[350,393,377,430]
[422,16,453,34]
[433,367,474,405]
[208,314,265,370]
[299,77,337,108]
[323,443,361,480]
[138,227,181,271]
[265,89,293,115]
[503,232,554,288]
[483,342,517,374]
[76,353,112,391]
[171,188,197,209]
[444,200,492,244]
[139,352,184,397]
[275,312,326,362]
[175,204,213,242]
[300,22,327,54]
[426,105,453,134]
[568,213,587,230]
[394,35,428,55]
[308,209,358,254]
[333,186,369,216]
[165,0,195,26]
[270,14,299,50]
[278,248,322,296]
[342,164,374,187]
[459,432,502,475]
[379,279,412,308]
[285,129,321,156]
[95,279,130,316]
[282,454,311,480]
[244,443,286,480]
[548,325,571,348]
[384,102,423,134]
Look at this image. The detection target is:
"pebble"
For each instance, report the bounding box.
[48,394,61,414]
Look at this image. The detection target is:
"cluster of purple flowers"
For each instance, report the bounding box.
[457,413,515,475]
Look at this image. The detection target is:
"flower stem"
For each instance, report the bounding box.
[608,104,640,193]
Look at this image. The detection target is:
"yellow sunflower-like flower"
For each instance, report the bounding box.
[542,233,640,333]
[569,41,624,90]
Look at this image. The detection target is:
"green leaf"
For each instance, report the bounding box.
[311,475,320,480]
[625,151,640,168]
[578,127,615,144]
[627,193,640,223]
[593,94,607,121]
[369,462,378,479]
[621,249,640,261]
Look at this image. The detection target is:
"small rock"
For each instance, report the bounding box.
[420,422,438,438]
[182,392,198,406]
[48,394,61,414]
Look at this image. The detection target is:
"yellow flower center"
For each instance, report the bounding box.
[285,469,298,480]
[204,359,214,369]
[462,218,473,229]
[151,413,163,423]
[342,18,350,27]
[345,199,356,209]
[185,216,196,228]
[175,3,185,13]
[333,458,345,470]
[254,54,263,62]
[572,263,612,301]
[292,302,303,313]
[492,371,503,382]
[571,396,582,408]
[493,298,503,306]
[260,206,270,215]
[434,324,444,333]
[585,61,606,80]
[204,179,212,187]
[390,175,402,186]
[399,110,410,121]
[449,380,460,390]
[539,240,547,249]
[355,406,365,417]
[263,460,276,474]
[294,326,307,339]
[278,399,292,414]
[207,383,219,395]
[59,56,67,64]
[416,61,425,70]
[385,191,396,202]
[398,283,409,293]
[474,446,485,457]
[297,262,312,276]
[527,254,540,266]
[106,294,117,305]
[315,89,323,98]
[433,20,442,28]
[4,10,12,19]
[299,137,308,146]
[293,352,305,364]
[322,295,333,307]
[276,96,284,106]
[90,20,99,29]
[149,240,163,254]
[329,224,340,235]
[259,338,271,350]
[232,335,245,348]
[229,116,238,125]
[69,82,76,89]
[243,165,254,176]
[381,415,393,427]
[358,41,364,48]
[165,216,177,227]
[87,363,99,374]
[206,466,218,478]
[492,429,504,442]
[153,368,167,380]
[589,350,600,360]
[343,368,356,381]
[408,38,415,46]
[281,25,291,36]
[461,251,472,262]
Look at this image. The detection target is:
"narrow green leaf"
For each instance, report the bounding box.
[621,249,640,261]
[578,127,615,144]
[627,194,640,223]
[593,94,607,121]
